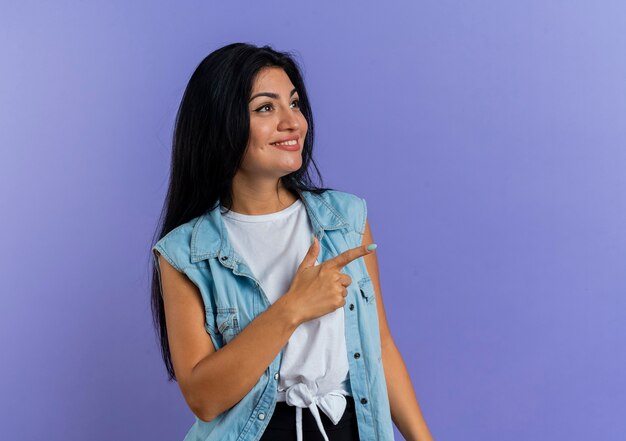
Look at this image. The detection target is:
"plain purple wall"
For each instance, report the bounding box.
[1,1,625,440]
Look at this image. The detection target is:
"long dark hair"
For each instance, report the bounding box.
[150,42,333,381]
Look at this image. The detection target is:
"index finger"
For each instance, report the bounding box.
[324,243,375,270]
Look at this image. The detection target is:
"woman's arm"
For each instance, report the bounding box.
[362,219,435,441]
[155,252,300,422]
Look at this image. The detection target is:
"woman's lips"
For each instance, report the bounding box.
[270,142,300,151]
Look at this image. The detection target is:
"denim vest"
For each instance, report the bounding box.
[152,189,394,441]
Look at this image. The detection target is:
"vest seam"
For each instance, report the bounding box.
[358,197,367,236]
[152,246,183,272]
[314,191,353,230]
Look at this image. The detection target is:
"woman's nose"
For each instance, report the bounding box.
[277,107,300,131]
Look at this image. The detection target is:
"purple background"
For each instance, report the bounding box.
[2,1,625,440]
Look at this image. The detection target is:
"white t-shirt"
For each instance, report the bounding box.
[221,197,350,438]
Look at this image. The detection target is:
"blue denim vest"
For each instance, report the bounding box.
[152,189,394,441]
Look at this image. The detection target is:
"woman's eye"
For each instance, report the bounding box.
[255,99,299,113]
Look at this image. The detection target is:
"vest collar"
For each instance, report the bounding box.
[190,188,349,264]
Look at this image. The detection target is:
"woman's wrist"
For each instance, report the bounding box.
[273,292,303,329]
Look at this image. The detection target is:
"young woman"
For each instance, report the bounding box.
[151,43,433,441]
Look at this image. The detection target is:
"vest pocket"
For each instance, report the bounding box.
[358,276,376,304]
[215,307,241,343]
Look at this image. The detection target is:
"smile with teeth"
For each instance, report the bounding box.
[271,140,298,146]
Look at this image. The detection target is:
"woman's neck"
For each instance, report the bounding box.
[229,181,299,215]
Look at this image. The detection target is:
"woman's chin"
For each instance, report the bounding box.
[277,158,303,172]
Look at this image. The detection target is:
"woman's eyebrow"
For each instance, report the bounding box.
[249,87,297,103]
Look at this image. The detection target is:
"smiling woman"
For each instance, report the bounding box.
[233,67,309,202]
[150,42,433,441]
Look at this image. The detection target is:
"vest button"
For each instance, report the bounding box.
[349,303,354,310]
[258,412,266,420]
[274,372,279,380]
[354,352,361,359]
[360,398,368,405]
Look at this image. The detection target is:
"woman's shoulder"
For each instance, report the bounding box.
[152,215,203,272]
[311,188,365,206]
[308,188,368,236]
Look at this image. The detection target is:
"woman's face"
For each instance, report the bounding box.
[240,67,308,181]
